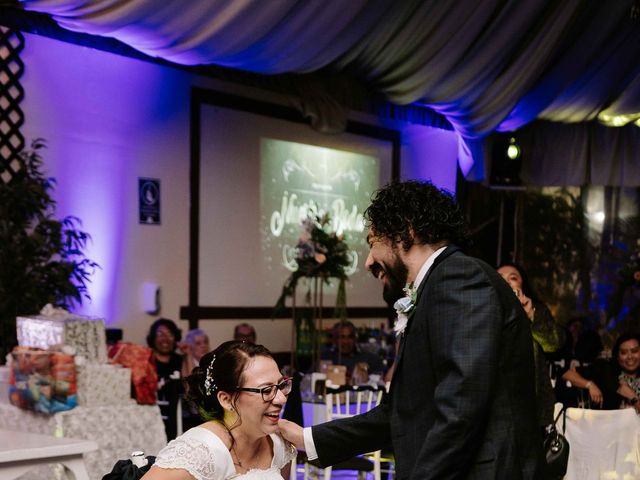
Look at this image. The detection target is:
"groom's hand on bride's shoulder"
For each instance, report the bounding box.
[277,419,305,449]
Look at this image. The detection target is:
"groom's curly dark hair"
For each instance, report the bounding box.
[364,180,470,251]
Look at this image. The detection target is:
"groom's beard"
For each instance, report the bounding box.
[382,256,409,306]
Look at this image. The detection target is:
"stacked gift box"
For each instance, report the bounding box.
[16,307,108,363]
[8,304,134,412]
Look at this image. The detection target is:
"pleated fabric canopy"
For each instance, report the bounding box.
[13,0,640,183]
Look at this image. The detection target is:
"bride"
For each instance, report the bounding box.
[143,340,296,479]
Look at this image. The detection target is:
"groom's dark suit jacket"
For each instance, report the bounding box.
[312,246,545,479]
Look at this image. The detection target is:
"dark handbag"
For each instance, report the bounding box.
[543,407,570,478]
[102,456,156,480]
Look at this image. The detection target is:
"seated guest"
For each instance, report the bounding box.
[613,332,640,413]
[562,331,640,413]
[142,340,296,479]
[548,315,586,406]
[233,322,256,344]
[322,320,385,381]
[147,318,187,441]
[180,328,210,377]
[561,330,621,409]
[179,328,211,431]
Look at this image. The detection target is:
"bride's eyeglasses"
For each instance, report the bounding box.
[235,377,293,402]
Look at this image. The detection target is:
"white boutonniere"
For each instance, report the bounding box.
[393,282,417,337]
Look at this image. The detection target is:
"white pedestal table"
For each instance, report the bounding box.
[0,428,98,480]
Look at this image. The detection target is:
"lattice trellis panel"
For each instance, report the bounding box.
[0,26,25,184]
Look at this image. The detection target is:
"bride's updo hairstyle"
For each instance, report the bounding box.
[185,340,274,421]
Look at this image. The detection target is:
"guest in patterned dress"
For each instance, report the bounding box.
[613,332,640,413]
[561,331,640,413]
[142,340,296,480]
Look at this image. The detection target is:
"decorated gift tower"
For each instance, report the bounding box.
[4,306,167,480]
[9,304,133,412]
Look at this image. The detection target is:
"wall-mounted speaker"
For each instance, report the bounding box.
[142,282,160,314]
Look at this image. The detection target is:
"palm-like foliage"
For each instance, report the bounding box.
[0,140,99,361]
[516,189,593,323]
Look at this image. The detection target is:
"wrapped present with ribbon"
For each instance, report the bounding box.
[8,346,77,413]
[108,342,157,405]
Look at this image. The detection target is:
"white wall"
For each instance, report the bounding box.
[17,33,459,352]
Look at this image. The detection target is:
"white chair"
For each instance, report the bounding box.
[301,384,385,480]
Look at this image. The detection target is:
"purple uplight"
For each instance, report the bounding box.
[400,124,459,193]
[20,33,191,325]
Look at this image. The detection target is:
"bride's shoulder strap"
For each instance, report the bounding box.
[270,432,297,468]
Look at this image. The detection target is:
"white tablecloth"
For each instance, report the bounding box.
[559,406,640,480]
[0,402,167,480]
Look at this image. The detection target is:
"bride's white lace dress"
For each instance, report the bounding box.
[153,426,296,479]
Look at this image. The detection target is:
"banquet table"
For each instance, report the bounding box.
[0,402,167,480]
[0,428,97,480]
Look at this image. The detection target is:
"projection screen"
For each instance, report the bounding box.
[182,88,399,325]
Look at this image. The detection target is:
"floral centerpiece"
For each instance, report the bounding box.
[273,212,351,319]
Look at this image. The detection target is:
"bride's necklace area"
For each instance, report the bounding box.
[229,439,271,473]
[230,435,267,471]
[216,420,248,469]
[231,444,243,467]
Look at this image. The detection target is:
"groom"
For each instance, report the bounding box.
[279,180,545,479]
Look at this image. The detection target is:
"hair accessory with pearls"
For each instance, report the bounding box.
[204,355,217,396]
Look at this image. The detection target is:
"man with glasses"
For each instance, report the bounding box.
[322,320,385,381]
[233,323,257,344]
[279,181,545,479]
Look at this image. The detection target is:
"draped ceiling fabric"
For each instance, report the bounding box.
[13,0,640,185]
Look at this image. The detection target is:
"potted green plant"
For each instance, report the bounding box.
[0,139,98,362]
[515,188,592,323]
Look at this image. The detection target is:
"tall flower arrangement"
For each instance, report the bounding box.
[274,213,350,318]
